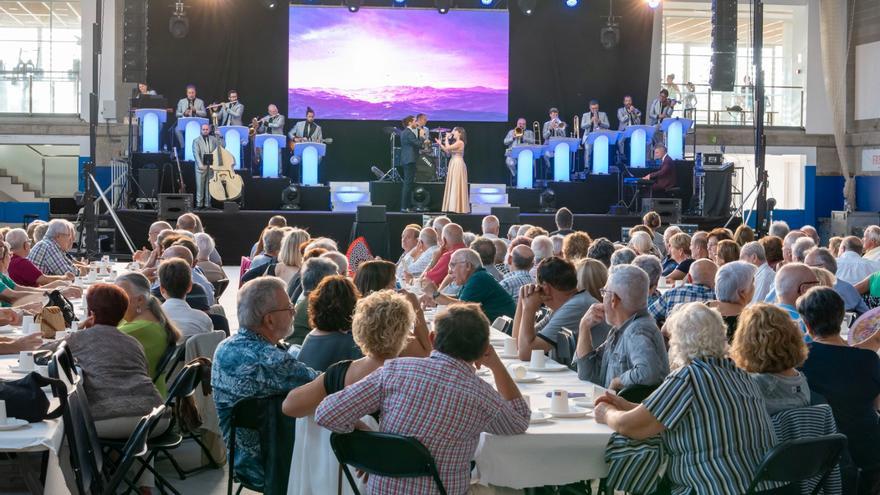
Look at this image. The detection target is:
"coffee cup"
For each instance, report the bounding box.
[19,351,35,371]
[21,315,35,334]
[529,349,545,369]
[86,270,97,282]
[0,400,7,425]
[511,364,528,379]
[550,389,569,413]
[503,337,517,356]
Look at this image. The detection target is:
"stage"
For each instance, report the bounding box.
[114,208,736,261]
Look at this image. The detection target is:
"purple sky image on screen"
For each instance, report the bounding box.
[288,6,509,121]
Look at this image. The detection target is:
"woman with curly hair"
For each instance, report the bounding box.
[282,289,416,418]
[562,231,592,262]
[297,275,362,371]
[730,303,810,414]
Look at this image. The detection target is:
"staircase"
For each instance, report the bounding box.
[0,168,44,202]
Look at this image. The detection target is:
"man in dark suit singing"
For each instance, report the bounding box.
[400,115,422,212]
[646,143,676,194]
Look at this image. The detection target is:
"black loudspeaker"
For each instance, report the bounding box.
[131,152,178,196]
[352,205,389,259]
[137,168,158,197]
[356,205,386,223]
[642,198,682,225]
[158,193,192,220]
[122,0,148,83]
[710,0,737,91]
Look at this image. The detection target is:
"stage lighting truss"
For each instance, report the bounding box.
[168,1,189,39]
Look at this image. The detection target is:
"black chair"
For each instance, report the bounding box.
[154,343,186,384]
[227,394,296,495]
[102,406,170,495]
[213,278,230,301]
[209,313,230,336]
[48,343,107,495]
[153,360,220,479]
[618,383,659,403]
[744,434,848,495]
[329,430,447,495]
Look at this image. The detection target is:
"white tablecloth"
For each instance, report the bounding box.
[472,329,612,489]
[0,354,71,494]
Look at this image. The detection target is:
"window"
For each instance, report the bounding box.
[725,153,806,210]
[0,1,81,114]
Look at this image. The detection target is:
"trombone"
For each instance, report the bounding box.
[572,115,580,139]
[532,121,541,145]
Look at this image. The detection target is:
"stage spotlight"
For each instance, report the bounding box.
[600,21,620,49]
[259,0,277,10]
[481,0,494,5]
[281,184,301,210]
[168,1,188,39]
[434,0,452,14]
[565,0,579,6]
[518,0,537,15]
[394,0,405,3]
[345,0,361,12]
[647,0,661,8]
[411,186,431,212]
[539,188,556,213]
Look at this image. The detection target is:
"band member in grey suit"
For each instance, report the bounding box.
[215,90,244,126]
[399,116,421,211]
[192,123,223,210]
[288,107,322,142]
[580,99,610,134]
[415,113,431,149]
[617,95,642,131]
[542,108,567,174]
[258,104,285,135]
[503,117,535,176]
[175,84,207,149]
[647,89,676,145]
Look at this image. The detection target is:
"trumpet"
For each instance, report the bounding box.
[513,126,524,140]
[533,121,541,145]
[573,115,580,139]
[550,119,567,130]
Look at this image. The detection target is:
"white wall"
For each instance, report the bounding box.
[80,0,117,123]
[803,0,833,134]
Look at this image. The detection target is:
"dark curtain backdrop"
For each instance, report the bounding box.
[147,0,654,184]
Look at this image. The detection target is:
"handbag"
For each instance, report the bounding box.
[45,289,78,327]
[36,306,66,339]
[0,372,64,423]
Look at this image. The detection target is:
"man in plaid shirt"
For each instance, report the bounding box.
[27,219,80,276]
[315,304,530,495]
[500,245,535,304]
[648,259,717,321]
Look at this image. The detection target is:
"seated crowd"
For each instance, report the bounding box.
[5,211,880,495]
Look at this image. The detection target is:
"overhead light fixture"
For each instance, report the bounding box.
[259,0,277,10]
[481,0,494,5]
[647,0,661,8]
[435,0,452,14]
[565,0,579,6]
[345,0,362,12]
[600,0,620,50]
[518,0,537,15]
[394,0,406,3]
[168,1,188,39]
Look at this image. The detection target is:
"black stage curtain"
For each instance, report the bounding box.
[147,0,654,185]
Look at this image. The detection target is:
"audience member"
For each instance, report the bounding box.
[649,259,717,321]
[32,223,48,243]
[759,235,784,270]
[249,215,287,258]
[562,231,591,261]
[298,276,362,371]
[804,247,868,315]
[481,215,502,239]
[828,236,843,257]
[500,245,535,303]
[507,224,520,241]
[288,258,338,346]
[27,219,81,276]
[706,261,755,341]
[156,245,214,307]
[632,254,662,308]
[594,302,779,495]
[133,220,172,267]
[731,303,810,415]
[628,231,657,257]
[610,247,637,266]
[423,223,465,286]
[576,264,669,391]
[514,257,604,360]
[642,211,666,255]
[773,262,818,337]
[798,287,880,494]
[320,251,349,276]
[689,231,709,260]
[800,224,820,245]
[194,233,225,283]
[740,241,774,304]
[550,234,564,257]
[552,207,574,236]
[421,248,515,322]
[706,228,733,261]
[781,230,806,263]
[432,215,451,233]
[664,232,693,282]
[768,220,790,239]
[399,227,439,284]
[116,272,183,396]
[249,227,284,273]
[273,229,310,287]
[587,237,615,267]
[576,257,608,301]
[354,259,396,295]
[530,235,554,272]
[836,236,880,284]
[314,303,530,495]
[5,228,73,287]
[158,259,213,338]
[0,241,78,307]
[213,277,317,488]
[395,225,421,282]
[733,224,755,246]
[714,239,740,266]
[471,237,503,281]
[492,238,509,276]
[791,237,815,263]
[177,213,222,264]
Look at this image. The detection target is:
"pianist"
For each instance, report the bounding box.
[645,144,676,193]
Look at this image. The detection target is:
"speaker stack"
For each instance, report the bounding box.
[122,0,148,83]
[710,0,737,92]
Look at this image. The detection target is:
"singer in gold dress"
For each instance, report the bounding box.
[437,127,469,213]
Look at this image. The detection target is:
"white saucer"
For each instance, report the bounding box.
[528,362,568,372]
[572,397,596,408]
[498,352,519,359]
[0,418,29,431]
[539,406,592,418]
[8,366,35,374]
[513,372,541,383]
[529,411,552,424]
[0,325,14,334]
[475,367,491,376]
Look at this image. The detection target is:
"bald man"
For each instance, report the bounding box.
[649,259,718,321]
[500,244,535,303]
[781,230,806,263]
[401,228,440,284]
[774,262,818,339]
[423,223,466,286]
[481,215,502,240]
[396,225,422,282]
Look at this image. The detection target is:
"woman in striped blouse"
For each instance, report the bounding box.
[594,302,783,494]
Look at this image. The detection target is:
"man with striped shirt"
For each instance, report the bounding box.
[648,259,717,322]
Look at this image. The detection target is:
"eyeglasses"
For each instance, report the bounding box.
[798,280,820,293]
[599,288,616,299]
[266,304,296,315]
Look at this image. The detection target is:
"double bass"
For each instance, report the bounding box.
[208,145,243,202]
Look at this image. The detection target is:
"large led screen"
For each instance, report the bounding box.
[288,6,509,121]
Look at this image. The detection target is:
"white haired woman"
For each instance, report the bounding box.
[706,260,755,342]
[594,302,782,494]
[194,233,225,284]
[628,231,658,257]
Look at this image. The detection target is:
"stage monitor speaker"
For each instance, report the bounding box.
[158,193,192,220]
[491,206,520,225]
[356,205,386,223]
[137,168,159,198]
[122,0,148,83]
[50,197,79,216]
[642,198,682,225]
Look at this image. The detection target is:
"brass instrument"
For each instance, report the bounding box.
[248,117,259,137]
[573,115,580,139]
[532,121,541,145]
[513,126,524,141]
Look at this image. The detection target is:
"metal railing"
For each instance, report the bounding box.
[662,82,804,128]
[0,69,80,114]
